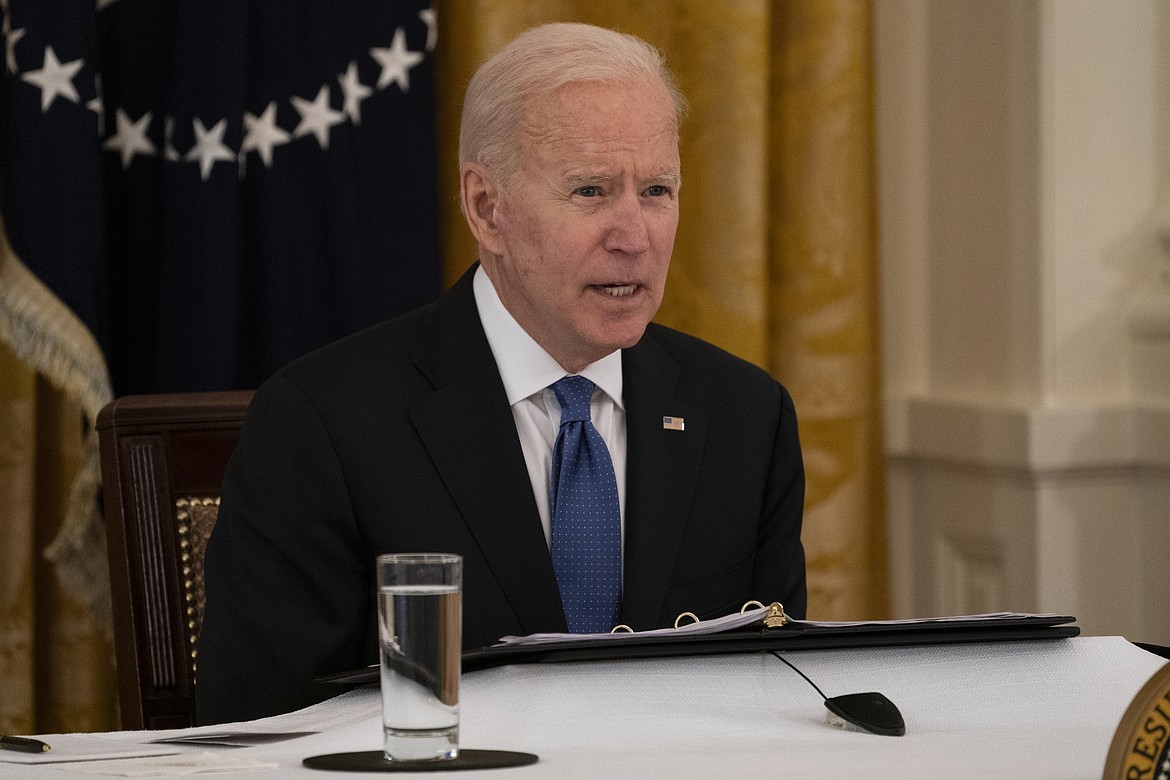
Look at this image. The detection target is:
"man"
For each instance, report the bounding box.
[197,22,806,725]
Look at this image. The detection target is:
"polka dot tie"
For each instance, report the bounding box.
[549,375,621,633]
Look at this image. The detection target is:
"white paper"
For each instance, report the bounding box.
[0,736,179,765]
[57,752,278,777]
[495,608,1071,646]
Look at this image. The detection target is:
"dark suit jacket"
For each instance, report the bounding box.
[196,265,806,725]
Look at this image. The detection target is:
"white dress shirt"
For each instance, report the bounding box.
[472,266,627,549]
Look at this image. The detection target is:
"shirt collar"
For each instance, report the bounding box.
[473,265,624,408]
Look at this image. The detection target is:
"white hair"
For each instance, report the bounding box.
[459,22,687,186]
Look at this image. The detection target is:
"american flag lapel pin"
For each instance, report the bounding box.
[662,416,685,431]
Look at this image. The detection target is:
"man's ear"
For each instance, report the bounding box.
[460,162,505,256]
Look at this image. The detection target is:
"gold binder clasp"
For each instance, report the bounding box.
[739,600,787,628]
[762,602,788,628]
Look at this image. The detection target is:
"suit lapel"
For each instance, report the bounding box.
[405,273,706,635]
[407,268,566,634]
[620,329,708,628]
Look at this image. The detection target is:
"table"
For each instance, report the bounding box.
[1,636,1161,779]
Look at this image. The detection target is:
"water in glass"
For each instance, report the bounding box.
[378,583,461,760]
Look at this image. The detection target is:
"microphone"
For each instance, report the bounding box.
[769,650,906,737]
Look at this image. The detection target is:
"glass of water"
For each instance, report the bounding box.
[376,553,462,761]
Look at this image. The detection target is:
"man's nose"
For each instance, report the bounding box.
[604,194,651,255]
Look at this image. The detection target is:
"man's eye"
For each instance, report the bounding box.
[576,186,600,197]
[646,185,669,197]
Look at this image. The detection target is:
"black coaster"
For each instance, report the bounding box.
[303,749,539,772]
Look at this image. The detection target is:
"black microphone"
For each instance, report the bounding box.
[769,650,906,737]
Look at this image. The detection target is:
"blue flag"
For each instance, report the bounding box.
[2,0,441,395]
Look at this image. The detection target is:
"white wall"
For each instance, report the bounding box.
[875,0,1170,643]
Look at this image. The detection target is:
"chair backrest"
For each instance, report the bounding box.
[97,390,253,730]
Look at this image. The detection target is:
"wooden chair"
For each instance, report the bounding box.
[97,390,253,729]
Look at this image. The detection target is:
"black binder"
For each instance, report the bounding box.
[317,611,1079,686]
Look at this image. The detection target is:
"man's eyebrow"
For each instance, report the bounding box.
[564,172,613,187]
[562,171,682,188]
[655,172,682,189]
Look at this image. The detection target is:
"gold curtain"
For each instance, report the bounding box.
[0,199,117,733]
[0,342,117,734]
[434,0,887,620]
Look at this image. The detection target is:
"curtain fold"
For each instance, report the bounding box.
[0,342,117,734]
[769,0,887,619]
[435,0,887,620]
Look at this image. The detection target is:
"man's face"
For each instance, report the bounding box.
[481,79,681,373]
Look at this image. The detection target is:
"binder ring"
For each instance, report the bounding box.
[610,624,633,633]
[674,611,699,629]
[741,600,766,613]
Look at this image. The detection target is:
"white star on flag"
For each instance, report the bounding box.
[337,61,372,125]
[21,45,83,112]
[164,116,181,161]
[418,9,437,52]
[370,27,423,92]
[291,85,345,150]
[87,72,104,131]
[4,25,23,75]
[242,101,291,168]
[185,117,235,180]
[103,108,156,168]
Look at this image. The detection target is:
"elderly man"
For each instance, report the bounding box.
[197,22,806,725]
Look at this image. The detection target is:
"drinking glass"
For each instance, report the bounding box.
[376,553,462,761]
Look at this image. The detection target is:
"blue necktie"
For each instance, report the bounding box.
[549,375,621,633]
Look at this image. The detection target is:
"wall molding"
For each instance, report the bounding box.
[885,393,1170,640]
[885,396,1170,474]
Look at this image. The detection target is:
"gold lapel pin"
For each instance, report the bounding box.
[662,416,685,431]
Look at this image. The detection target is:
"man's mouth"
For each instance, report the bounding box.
[599,284,637,298]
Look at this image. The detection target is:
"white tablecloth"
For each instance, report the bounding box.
[2,636,1162,779]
